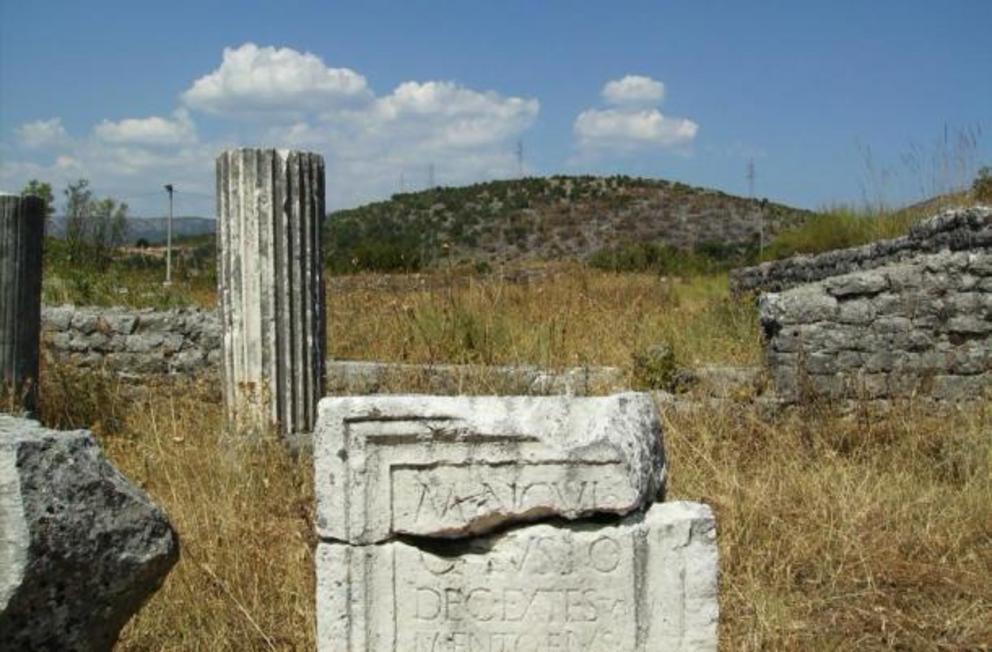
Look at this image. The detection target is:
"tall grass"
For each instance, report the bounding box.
[760,206,920,261]
[328,266,762,373]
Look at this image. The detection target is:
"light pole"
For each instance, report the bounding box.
[164,184,173,286]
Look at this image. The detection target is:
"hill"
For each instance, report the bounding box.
[326,175,813,272]
[49,216,216,244]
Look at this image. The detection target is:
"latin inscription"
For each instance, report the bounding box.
[395,532,634,652]
[391,464,634,535]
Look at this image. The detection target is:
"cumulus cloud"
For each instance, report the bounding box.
[268,80,539,207]
[93,109,197,146]
[362,81,539,148]
[16,118,69,149]
[573,76,697,155]
[182,43,371,115]
[3,43,540,211]
[574,108,697,150]
[602,75,665,106]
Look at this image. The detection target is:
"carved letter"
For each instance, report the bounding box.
[415,587,442,620]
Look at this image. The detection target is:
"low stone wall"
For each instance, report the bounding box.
[41,305,221,375]
[39,305,624,395]
[731,206,992,295]
[760,249,992,402]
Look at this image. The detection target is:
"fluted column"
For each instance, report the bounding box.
[0,194,45,416]
[216,149,326,437]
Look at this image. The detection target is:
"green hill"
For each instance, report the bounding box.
[326,175,812,272]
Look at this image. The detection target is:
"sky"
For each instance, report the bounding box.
[1,0,990,217]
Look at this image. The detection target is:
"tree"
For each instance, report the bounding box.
[62,178,129,269]
[20,179,55,233]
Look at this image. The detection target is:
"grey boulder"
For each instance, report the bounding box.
[0,416,179,651]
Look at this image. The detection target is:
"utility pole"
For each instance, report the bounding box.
[747,159,762,255]
[164,184,174,285]
[516,140,524,178]
[427,163,435,189]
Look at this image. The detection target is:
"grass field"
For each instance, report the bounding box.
[34,268,992,650]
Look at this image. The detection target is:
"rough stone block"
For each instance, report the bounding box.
[825,271,888,297]
[314,394,666,544]
[0,416,178,650]
[316,501,718,652]
[43,305,74,331]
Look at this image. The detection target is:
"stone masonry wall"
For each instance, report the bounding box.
[40,306,622,395]
[760,249,992,402]
[732,206,992,295]
[41,305,221,375]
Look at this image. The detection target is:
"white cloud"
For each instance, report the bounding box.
[575,108,697,150]
[182,43,371,116]
[602,75,665,106]
[573,76,697,156]
[363,81,539,149]
[16,118,68,149]
[265,80,539,206]
[3,44,540,211]
[93,109,197,146]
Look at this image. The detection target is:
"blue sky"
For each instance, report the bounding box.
[1,0,989,216]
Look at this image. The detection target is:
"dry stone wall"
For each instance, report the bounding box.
[732,206,992,295]
[41,305,221,375]
[760,248,992,402]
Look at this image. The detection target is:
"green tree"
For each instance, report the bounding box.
[62,178,129,269]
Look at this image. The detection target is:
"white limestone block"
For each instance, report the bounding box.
[314,393,666,544]
[316,501,718,651]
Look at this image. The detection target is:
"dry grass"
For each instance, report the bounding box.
[31,269,992,650]
[329,265,762,371]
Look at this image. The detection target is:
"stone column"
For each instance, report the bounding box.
[216,149,326,437]
[0,194,45,415]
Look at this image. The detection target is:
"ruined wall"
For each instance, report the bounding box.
[40,306,621,395]
[760,249,992,402]
[732,206,992,295]
[41,305,221,375]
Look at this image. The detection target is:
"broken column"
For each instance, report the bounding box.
[0,194,45,415]
[314,393,719,651]
[0,416,179,650]
[216,149,326,437]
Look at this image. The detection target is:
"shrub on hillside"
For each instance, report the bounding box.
[973,166,992,203]
[588,241,756,276]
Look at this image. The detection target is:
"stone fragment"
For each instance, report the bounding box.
[314,393,666,544]
[316,501,718,652]
[0,416,179,650]
[825,270,888,297]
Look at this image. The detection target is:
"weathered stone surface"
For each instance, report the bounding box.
[316,501,718,652]
[760,245,992,402]
[42,305,222,376]
[0,194,44,414]
[314,393,666,544]
[0,416,178,650]
[217,148,326,437]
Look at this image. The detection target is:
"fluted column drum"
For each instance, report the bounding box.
[0,194,45,416]
[216,149,326,437]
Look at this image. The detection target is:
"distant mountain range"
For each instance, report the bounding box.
[48,216,216,244]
